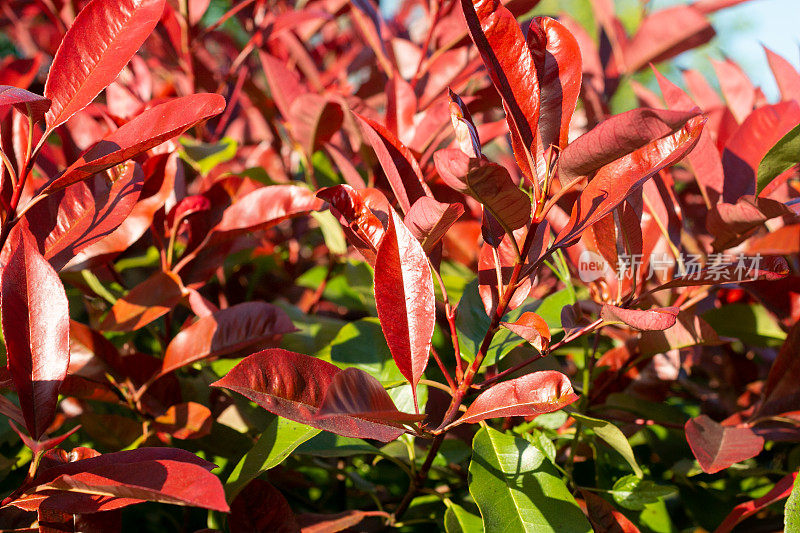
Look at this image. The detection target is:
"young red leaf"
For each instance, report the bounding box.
[42,94,225,195]
[500,311,551,352]
[448,371,578,427]
[461,0,540,178]
[448,89,481,157]
[316,367,426,426]
[558,108,701,182]
[764,46,800,103]
[1,226,70,440]
[434,149,531,232]
[556,115,705,246]
[44,0,167,131]
[404,197,465,254]
[712,58,756,123]
[159,301,296,378]
[317,185,388,265]
[374,209,436,411]
[152,402,212,440]
[714,472,797,533]
[354,113,431,214]
[0,85,50,122]
[25,162,143,272]
[528,16,582,152]
[600,305,679,331]
[685,415,764,474]
[99,271,185,332]
[211,349,406,442]
[214,184,323,235]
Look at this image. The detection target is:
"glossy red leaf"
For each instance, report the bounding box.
[714,472,796,533]
[622,5,713,73]
[159,301,296,378]
[43,94,225,195]
[1,226,70,440]
[44,0,166,131]
[152,402,212,440]
[449,371,578,427]
[99,271,185,332]
[212,349,406,441]
[214,185,322,235]
[404,197,465,254]
[600,305,679,331]
[355,113,430,214]
[461,0,540,178]
[556,115,704,246]
[434,149,531,232]
[528,16,582,152]
[500,311,551,352]
[558,108,700,182]
[685,415,764,474]
[0,85,50,122]
[229,480,300,533]
[374,209,436,411]
[25,162,143,272]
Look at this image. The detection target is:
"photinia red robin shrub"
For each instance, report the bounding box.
[0,0,799,531]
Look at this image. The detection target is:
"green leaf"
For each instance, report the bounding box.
[611,474,676,511]
[179,136,238,175]
[571,412,643,477]
[757,124,800,194]
[311,210,347,255]
[703,304,786,347]
[294,431,379,457]
[445,502,484,533]
[225,416,320,499]
[468,427,591,533]
[786,473,800,532]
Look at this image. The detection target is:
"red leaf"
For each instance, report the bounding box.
[685,415,764,474]
[298,510,389,533]
[214,185,322,235]
[258,50,306,121]
[434,149,531,232]
[449,371,578,427]
[229,480,300,533]
[649,256,790,293]
[528,16,582,152]
[404,197,465,254]
[754,321,800,419]
[25,162,143,272]
[600,305,679,331]
[448,89,481,157]
[0,85,50,122]
[556,115,704,246]
[639,311,720,356]
[159,301,296,378]
[211,349,406,442]
[764,46,800,103]
[461,0,540,178]
[44,0,167,131]
[43,94,225,195]
[558,108,700,182]
[714,472,796,533]
[622,5,714,73]
[1,226,70,440]
[354,113,431,214]
[317,185,388,265]
[581,490,641,533]
[152,402,212,440]
[289,94,343,156]
[712,58,756,124]
[316,367,426,426]
[500,311,551,351]
[99,271,185,332]
[374,209,435,411]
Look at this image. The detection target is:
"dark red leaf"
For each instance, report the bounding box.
[449,371,578,427]
[99,271,185,332]
[44,0,167,131]
[316,185,388,265]
[159,301,296,378]
[685,415,764,474]
[558,108,701,182]
[714,472,796,533]
[706,195,794,251]
[9,421,81,456]
[600,305,679,331]
[639,311,720,356]
[316,367,426,426]
[500,311,551,352]
[211,349,405,441]
[581,490,641,533]
[404,197,465,254]
[754,321,800,419]
[461,0,540,178]
[229,480,300,533]
[43,94,225,195]
[374,209,436,411]
[214,185,322,235]
[0,85,50,122]
[1,226,70,440]
[556,115,705,246]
